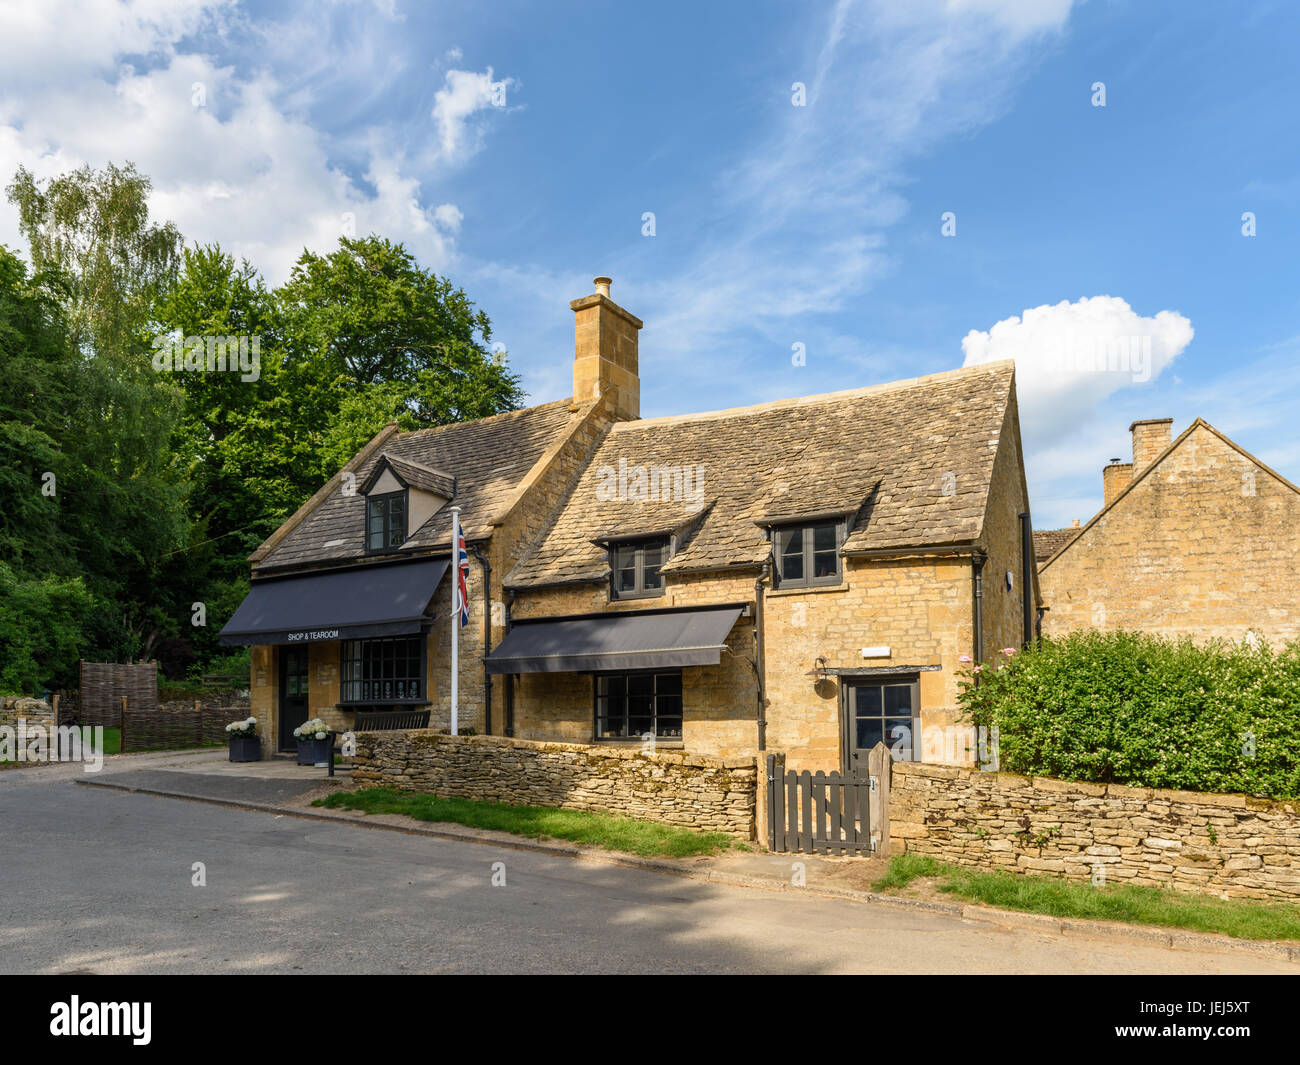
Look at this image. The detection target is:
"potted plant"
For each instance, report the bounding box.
[226,716,260,762]
[294,717,333,766]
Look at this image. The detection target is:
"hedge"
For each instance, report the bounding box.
[958,631,1300,800]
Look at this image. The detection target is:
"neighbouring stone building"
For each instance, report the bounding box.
[222,277,1041,772]
[1036,417,1300,643]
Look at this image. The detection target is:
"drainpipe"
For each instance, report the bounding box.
[470,545,492,736]
[971,550,987,665]
[754,558,771,751]
[504,588,516,737]
[1018,512,1035,647]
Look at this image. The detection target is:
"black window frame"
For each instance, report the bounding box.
[593,669,683,741]
[339,634,427,706]
[366,489,408,554]
[772,520,843,588]
[608,537,670,601]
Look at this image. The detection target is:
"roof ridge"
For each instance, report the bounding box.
[396,396,574,440]
[610,360,1015,430]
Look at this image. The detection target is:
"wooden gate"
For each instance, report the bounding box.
[766,742,891,855]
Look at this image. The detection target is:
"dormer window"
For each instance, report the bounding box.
[611,537,668,600]
[367,491,407,553]
[773,520,842,588]
[360,452,454,555]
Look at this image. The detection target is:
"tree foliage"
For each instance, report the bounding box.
[0,163,525,692]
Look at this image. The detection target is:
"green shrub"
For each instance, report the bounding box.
[0,562,98,694]
[959,631,1300,800]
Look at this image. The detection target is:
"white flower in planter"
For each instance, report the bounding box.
[314,731,327,740]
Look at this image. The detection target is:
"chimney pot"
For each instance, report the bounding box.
[1071,518,1080,528]
[593,276,612,297]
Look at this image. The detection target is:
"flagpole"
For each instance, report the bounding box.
[450,505,460,737]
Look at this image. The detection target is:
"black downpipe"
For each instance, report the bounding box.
[1018,512,1034,647]
[504,589,516,737]
[469,546,492,736]
[754,558,770,751]
[971,550,987,664]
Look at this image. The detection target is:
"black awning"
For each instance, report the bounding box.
[485,604,745,674]
[219,558,450,646]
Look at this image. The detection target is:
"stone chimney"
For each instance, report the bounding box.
[1103,459,1132,506]
[1130,418,1173,475]
[571,276,642,420]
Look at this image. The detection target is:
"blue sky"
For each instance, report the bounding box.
[1,0,1297,527]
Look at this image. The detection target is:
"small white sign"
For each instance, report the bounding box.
[861,646,891,659]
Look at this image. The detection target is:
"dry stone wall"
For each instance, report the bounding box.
[350,729,757,839]
[890,761,1300,900]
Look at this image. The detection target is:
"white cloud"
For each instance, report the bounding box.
[431,67,512,160]
[961,295,1194,441]
[0,1,515,284]
[960,295,1195,528]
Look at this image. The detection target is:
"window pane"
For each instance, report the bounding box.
[855,686,882,716]
[856,717,885,750]
[618,567,637,592]
[616,545,636,571]
[656,672,682,696]
[884,684,913,715]
[812,523,837,552]
[628,674,654,696]
[779,527,803,555]
[781,553,803,581]
[643,563,661,589]
[812,550,838,578]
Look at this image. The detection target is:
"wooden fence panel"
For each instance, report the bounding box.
[120,702,236,752]
[78,661,156,727]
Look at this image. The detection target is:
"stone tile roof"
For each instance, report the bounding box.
[505,361,1016,588]
[1033,527,1080,563]
[256,399,584,571]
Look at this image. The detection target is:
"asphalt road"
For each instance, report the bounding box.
[1,762,1297,975]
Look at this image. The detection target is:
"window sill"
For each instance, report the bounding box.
[766,583,849,597]
[593,738,684,749]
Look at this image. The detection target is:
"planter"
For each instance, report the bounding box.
[297,735,332,767]
[229,735,261,762]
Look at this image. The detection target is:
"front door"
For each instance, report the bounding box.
[842,676,921,771]
[279,646,310,751]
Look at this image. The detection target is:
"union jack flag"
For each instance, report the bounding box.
[454,514,470,628]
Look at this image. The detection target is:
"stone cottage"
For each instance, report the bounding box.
[221,278,1040,771]
[1036,417,1300,642]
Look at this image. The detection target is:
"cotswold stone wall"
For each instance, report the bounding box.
[890,762,1300,901]
[349,729,758,839]
[0,697,56,730]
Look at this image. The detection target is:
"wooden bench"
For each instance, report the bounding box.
[325,708,432,777]
[351,709,432,731]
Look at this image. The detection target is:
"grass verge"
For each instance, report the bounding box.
[872,853,1300,941]
[313,787,739,858]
